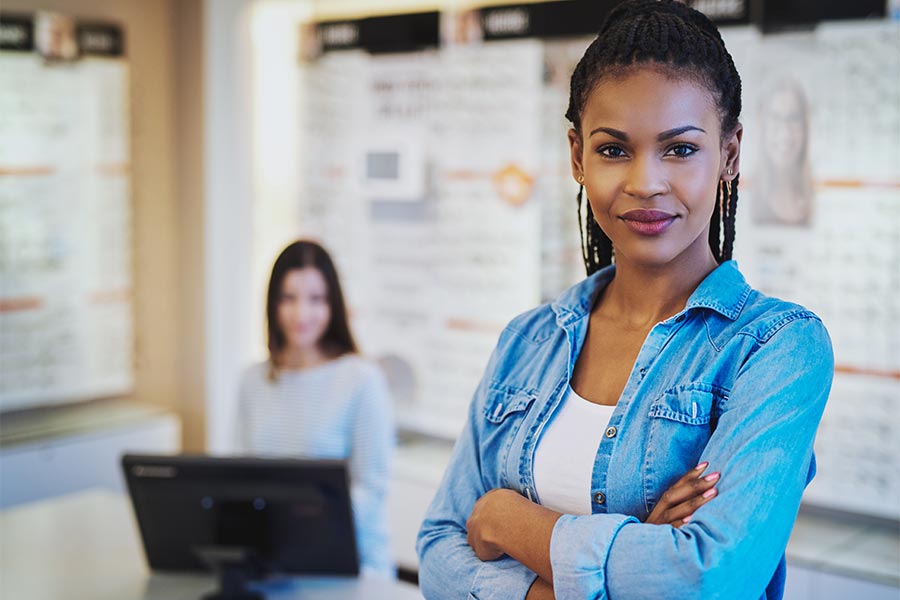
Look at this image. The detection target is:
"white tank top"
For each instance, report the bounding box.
[533,385,616,515]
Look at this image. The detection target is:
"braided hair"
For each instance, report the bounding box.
[567,0,742,275]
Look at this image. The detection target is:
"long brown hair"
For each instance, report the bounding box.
[266,240,358,370]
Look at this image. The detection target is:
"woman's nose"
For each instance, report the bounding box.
[623,155,668,199]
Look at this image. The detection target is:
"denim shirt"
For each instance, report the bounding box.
[417,260,833,600]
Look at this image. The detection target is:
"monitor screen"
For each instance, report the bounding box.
[122,454,359,576]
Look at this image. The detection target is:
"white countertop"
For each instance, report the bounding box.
[0,489,423,600]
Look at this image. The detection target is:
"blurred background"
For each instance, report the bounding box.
[0,1,897,598]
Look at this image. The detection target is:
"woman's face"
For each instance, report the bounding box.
[569,67,741,268]
[277,268,331,352]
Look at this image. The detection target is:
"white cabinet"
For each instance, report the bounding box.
[0,403,180,509]
[389,437,454,572]
[784,566,899,600]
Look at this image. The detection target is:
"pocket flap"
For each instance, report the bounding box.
[648,386,717,425]
[483,386,536,423]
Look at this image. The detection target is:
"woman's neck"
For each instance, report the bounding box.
[599,249,720,330]
[277,345,330,371]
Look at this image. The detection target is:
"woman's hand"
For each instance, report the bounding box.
[645,462,720,527]
[466,488,527,561]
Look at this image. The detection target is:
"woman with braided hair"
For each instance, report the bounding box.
[418,1,832,599]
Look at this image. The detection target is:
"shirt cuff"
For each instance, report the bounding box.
[470,556,538,600]
[550,513,640,600]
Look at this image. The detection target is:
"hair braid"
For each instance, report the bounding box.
[576,185,589,269]
[567,0,743,274]
[577,185,614,275]
[709,184,722,261]
[721,174,739,261]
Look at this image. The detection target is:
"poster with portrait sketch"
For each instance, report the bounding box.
[34,11,79,61]
[728,22,900,519]
[748,75,814,227]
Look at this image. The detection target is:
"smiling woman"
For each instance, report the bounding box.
[233,240,395,578]
[570,68,739,270]
[417,2,833,599]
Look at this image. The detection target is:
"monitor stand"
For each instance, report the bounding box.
[194,546,266,600]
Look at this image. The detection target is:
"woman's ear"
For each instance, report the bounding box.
[722,122,743,179]
[568,128,585,183]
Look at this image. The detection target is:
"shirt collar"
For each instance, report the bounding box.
[683,260,751,320]
[550,265,615,327]
[551,260,751,326]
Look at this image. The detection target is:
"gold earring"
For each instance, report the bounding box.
[719,180,726,215]
[577,174,584,184]
[720,178,732,223]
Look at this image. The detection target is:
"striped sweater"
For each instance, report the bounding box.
[234,354,395,577]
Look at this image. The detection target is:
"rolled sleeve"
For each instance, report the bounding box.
[550,513,639,600]
[471,557,539,600]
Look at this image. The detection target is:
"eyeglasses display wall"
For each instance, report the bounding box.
[297,40,545,438]
[294,16,899,520]
[0,13,133,413]
[728,22,900,520]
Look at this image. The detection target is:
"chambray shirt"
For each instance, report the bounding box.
[417,260,833,600]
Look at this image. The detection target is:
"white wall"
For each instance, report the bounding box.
[199,0,566,452]
[203,0,257,453]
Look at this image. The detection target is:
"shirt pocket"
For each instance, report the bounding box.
[481,384,537,487]
[644,383,721,510]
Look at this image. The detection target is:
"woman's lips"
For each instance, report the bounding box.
[620,209,677,235]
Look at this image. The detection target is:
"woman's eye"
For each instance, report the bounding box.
[598,145,627,158]
[668,143,698,158]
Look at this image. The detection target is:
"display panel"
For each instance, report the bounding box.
[0,13,133,412]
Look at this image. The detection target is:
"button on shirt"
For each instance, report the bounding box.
[417,261,833,600]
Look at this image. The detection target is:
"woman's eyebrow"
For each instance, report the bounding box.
[657,125,706,141]
[588,125,706,141]
[589,126,628,140]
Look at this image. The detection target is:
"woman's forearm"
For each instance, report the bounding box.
[525,577,555,600]
[499,496,560,584]
[468,489,561,584]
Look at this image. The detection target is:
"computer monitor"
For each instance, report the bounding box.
[122,454,359,583]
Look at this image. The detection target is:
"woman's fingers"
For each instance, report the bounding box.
[645,463,722,526]
[658,464,717,509]
[663,471,719,523]
[669,485,719,528]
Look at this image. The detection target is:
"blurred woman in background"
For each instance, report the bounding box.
[235,239,394,578]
